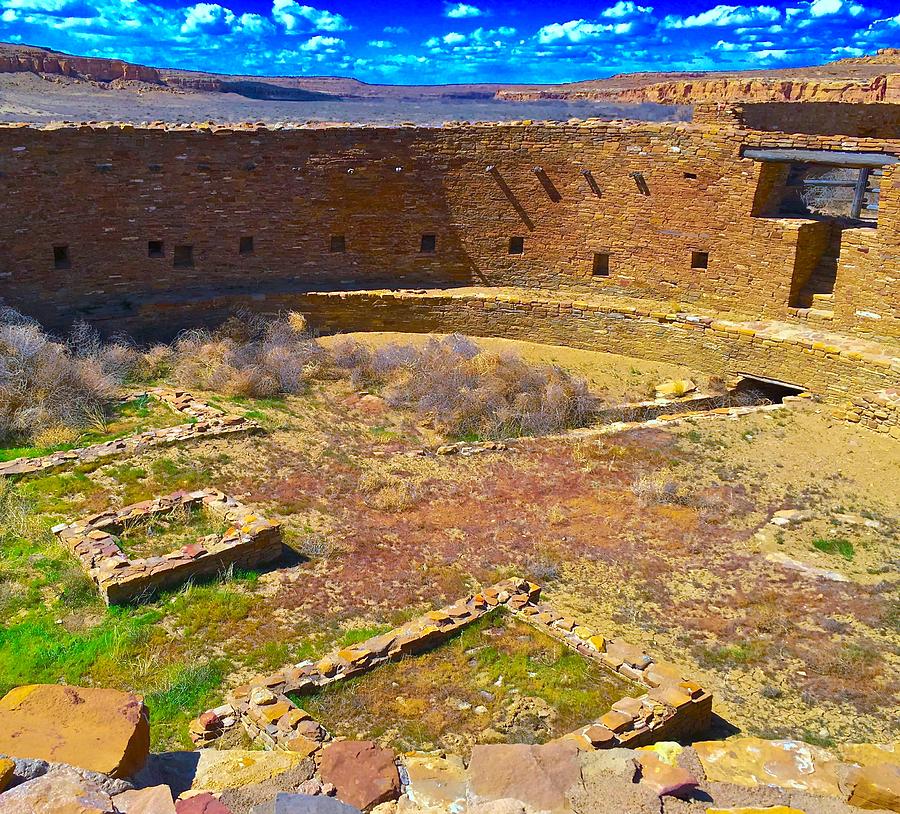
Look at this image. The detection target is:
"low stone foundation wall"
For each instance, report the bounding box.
[190,578,712,759]
[53,488,282,604]
[0,388,258,478]
[284,288,900,409]
[836,387,900,436]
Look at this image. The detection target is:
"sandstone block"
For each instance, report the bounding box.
[401,752,466,811]
[175,793,233,814]
[319,741,399,811]
[847,763,900,811]
[466,741,582,814]
[693,738,844,799]
[0,685,149,778]
[704,808,806,814]
[250,794,361,814]
[635,749,698,798]
[0,767,114,814]
[192,749,311,793]
[112,785,177,813]
[0,759,13,793]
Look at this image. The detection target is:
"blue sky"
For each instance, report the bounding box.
[0,0,897,84]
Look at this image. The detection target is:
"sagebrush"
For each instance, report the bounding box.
[0,307,137,446]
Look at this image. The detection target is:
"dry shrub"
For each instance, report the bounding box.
[0,307,137,446]
[170,318,597,439]
[169,312,326,398]
[332,334,597,439]
[631,471,692,506]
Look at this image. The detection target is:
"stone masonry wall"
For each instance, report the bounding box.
[715,101,900,138]
[0,117,897,340]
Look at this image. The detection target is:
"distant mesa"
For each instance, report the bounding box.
[2,41,899,106]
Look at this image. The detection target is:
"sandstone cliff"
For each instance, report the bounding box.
[0,46,160,84]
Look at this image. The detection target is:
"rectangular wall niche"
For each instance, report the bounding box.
[420,234,437,254]
[691,251,709,269]
[174,245,194,269]
[53,245,70,270]
[148,240,164,258]
[239,236,254,255]
[508,236,525,255]
[330,235,346,253]
[592,252,610,277]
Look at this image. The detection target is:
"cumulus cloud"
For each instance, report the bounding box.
[444,2,482,18]
[383,24,407,33]
[181,3,234,35]
[270,0,349,33]
[601,1,652,18]
[299,33,342,50]
[536,19,620,43]
[664,4,781,28]
[367,38,393,48]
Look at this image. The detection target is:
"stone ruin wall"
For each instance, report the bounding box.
[698,101,900,138]
[0,109,897,341]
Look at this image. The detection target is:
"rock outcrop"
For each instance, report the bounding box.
[0,44,159,83]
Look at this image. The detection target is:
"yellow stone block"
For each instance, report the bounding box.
[706,808,806,814]
[638,741,683,766]
[574,626,594,640]
[588,635,606,652]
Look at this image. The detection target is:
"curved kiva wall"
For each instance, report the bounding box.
[0,114,897,339]
[288,290,900,406]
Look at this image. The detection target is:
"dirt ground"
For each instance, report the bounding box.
[3,333,897,749]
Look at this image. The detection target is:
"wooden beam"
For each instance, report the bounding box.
[743,148,898,168]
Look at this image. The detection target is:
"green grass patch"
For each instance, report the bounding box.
[146,661,226,749]
[169,583,254,637]
[0,609,160,697]
[812,538,855,561]
[695,640,769,670]
[118,504,227,559]
[294,612,640,755]
[339,624,393,648]
[0,396,187,462]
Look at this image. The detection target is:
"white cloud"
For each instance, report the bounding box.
[809,0,842,15]
[444,2,482,18]
[383,24,407,33]
[443,31,466,43]
[664,4,781,28]
[367,39,393,47]
[601,1,652,18]
[271,0,350,33]
[181,3,234,35]
[753,47,789,58]
[536,19,616,43]
[299,33,342,50]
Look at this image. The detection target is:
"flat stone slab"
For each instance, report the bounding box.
[466,741,582,814]
[319,741,399,812]
[0,767,115,814]
[401,752,467,810]
[112,785,177,813]
[249,793,361,814]
[693,738,845,798]
[0,685,149,778]
[192,749,310,793]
